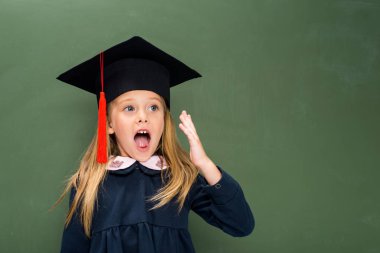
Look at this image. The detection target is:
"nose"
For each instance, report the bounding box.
[137,110,148,124]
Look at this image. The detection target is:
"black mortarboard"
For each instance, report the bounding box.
[56,36,201,163]
[56,36,201,108]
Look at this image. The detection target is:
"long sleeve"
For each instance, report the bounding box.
[189,166,254,237]
[60,188,91,253]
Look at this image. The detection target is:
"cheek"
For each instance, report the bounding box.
[113,117,134,137]
[157,123,164,138]
[150,114,164,138]
[157,115,165,135]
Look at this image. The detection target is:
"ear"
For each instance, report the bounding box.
[108,121,115,134]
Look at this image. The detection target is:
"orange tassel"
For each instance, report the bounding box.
[97,91,107,163]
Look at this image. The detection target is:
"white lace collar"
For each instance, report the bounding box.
[107,155,168,171]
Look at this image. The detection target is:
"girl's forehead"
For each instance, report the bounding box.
[114,90,162,103]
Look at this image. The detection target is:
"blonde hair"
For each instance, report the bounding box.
[53,96,199,237]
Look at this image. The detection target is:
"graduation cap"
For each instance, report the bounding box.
[56,36,201,164]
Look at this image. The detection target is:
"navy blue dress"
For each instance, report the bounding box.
[60,161,254,253]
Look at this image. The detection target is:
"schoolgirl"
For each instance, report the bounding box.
[56,36,254,253]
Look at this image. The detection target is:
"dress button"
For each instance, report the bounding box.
[215,183,221,189]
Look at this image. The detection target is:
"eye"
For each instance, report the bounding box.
[124,105,135,112]
[149,105,159,111]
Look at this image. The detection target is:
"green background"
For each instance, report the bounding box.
[1,0,379,252]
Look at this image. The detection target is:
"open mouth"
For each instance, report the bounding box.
[134,130,151,149]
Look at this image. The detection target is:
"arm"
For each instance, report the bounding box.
[60,188,90,253]
[189,165,254,237]
[178,110,254,236]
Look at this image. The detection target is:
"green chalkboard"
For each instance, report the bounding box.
[0,0,379,252]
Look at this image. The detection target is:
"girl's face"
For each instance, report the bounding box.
[107,90,165,162]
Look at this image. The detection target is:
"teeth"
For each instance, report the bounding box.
[138,130,148,134]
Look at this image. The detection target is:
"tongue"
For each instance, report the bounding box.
[135,135,149,148]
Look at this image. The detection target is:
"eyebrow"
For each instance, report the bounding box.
[117,97,162,104]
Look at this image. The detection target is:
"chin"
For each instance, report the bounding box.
[134,154,153,162]
[130,147,157,162]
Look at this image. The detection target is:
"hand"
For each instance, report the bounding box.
[178,110,222,184]
[178,110,210,169]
